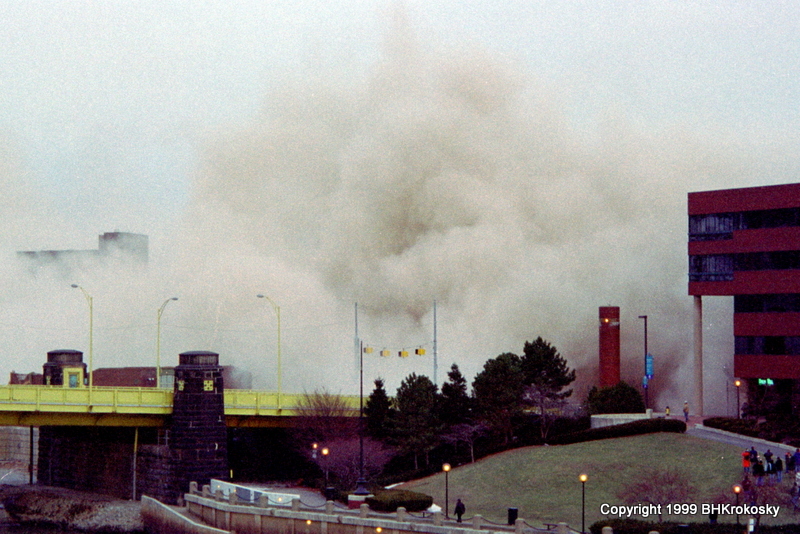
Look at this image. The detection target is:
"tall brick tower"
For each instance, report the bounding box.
[169,351,228,501]
[599,306,621,387]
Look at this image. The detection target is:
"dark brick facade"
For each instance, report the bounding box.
[168,351,229,502]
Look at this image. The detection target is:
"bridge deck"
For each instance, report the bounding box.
[0,385,359,427]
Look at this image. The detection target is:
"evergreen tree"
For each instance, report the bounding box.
[365,378,394,439]
[439,363,472,425]
[472,352,525,443]
[520,337,576,394]
[393,373,441,470]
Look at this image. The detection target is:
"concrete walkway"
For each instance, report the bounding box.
[683,415,797,459]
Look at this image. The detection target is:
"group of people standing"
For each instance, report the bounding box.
[741,447,800,487]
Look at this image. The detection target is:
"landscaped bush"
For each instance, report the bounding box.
[365,488,433,512]
[548,417,685,445]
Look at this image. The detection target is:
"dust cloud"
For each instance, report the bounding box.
[0,9,785,415]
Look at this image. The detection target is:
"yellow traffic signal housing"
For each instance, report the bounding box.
[363,346,374,354]
[399,350,409,358]
[380,349,391,357]
[415,348,425,355]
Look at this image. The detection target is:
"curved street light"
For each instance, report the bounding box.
[71,284,93,391]
[156,297,178,388]
[257,294,282,410]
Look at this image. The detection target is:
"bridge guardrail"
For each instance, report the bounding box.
[0,385,361,417]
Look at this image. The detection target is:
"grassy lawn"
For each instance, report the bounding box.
[398,433,799,529]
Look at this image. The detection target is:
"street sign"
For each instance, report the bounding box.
[645,353,654,379]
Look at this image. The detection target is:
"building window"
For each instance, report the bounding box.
[689,254,734,281]
[736,336,800,355]
[689,213,737,241]
[689,207,800,241]
[735,294,800,312]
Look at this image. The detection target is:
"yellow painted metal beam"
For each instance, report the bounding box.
[0,385,361,427]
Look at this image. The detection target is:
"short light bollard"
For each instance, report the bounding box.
[515,518,524,534]
[396,507,408,521]
[472,514,483,529]
[433,511,443,526]
[647,531,660,534]
[326,500,335,514]
[360,503,369,518]
[602,527,614,534]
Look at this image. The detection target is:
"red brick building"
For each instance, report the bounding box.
[689,182,800,414]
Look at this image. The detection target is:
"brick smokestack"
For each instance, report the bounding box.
[599,306,621,387]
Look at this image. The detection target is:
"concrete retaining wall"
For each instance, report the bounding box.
[590,410,662,429]
[178,485,573,534]
[142,495,230,534]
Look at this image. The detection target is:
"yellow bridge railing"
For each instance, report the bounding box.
[0,385,361,427]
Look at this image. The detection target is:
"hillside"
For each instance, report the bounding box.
[399,432,796,529]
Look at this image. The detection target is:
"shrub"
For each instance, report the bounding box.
[365,488,433,512]
[548,418,685,445]
[585,382,645,415]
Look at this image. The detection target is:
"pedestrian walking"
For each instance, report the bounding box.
[454,499,466,523]
[742,450,751,475]
[683,401,689,422]
[665,405,670,418]
[776,456,784,483]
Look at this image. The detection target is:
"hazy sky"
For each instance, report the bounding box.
[2,1,799,413]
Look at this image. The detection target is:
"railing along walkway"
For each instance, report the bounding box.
[185,482,578,534]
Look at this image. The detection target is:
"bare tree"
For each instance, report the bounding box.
[616,468,697,522]
[523,383,568,442]
[293,388,359,450]
[310,437,394,491]
[442,423,488,463]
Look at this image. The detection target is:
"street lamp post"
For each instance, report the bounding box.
[579,474,588,534]
[638,315,648,409]
[156,297,178,388]
[443,463,451,519]
[735,380,742,419]
[733,484,742,526]
[353,338,369,495]
[321,447,330,486]
[257,294,282,410]
[71,284,93,392]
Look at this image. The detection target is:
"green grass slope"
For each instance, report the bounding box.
[399,433,798,529]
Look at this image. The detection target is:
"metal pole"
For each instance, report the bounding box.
[28,426,34,484]
[638,315,648,409]
[736,380,741,419]
[581,480,586,534]
[72,285,93,397]
[132,427,139,500]
[445,469,449,519]
[354,337,368,495]
[156,298,178,389]
[257,295,282,410]
[433,300,438,385]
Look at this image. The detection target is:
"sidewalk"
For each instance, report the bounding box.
[681,415,797,458]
